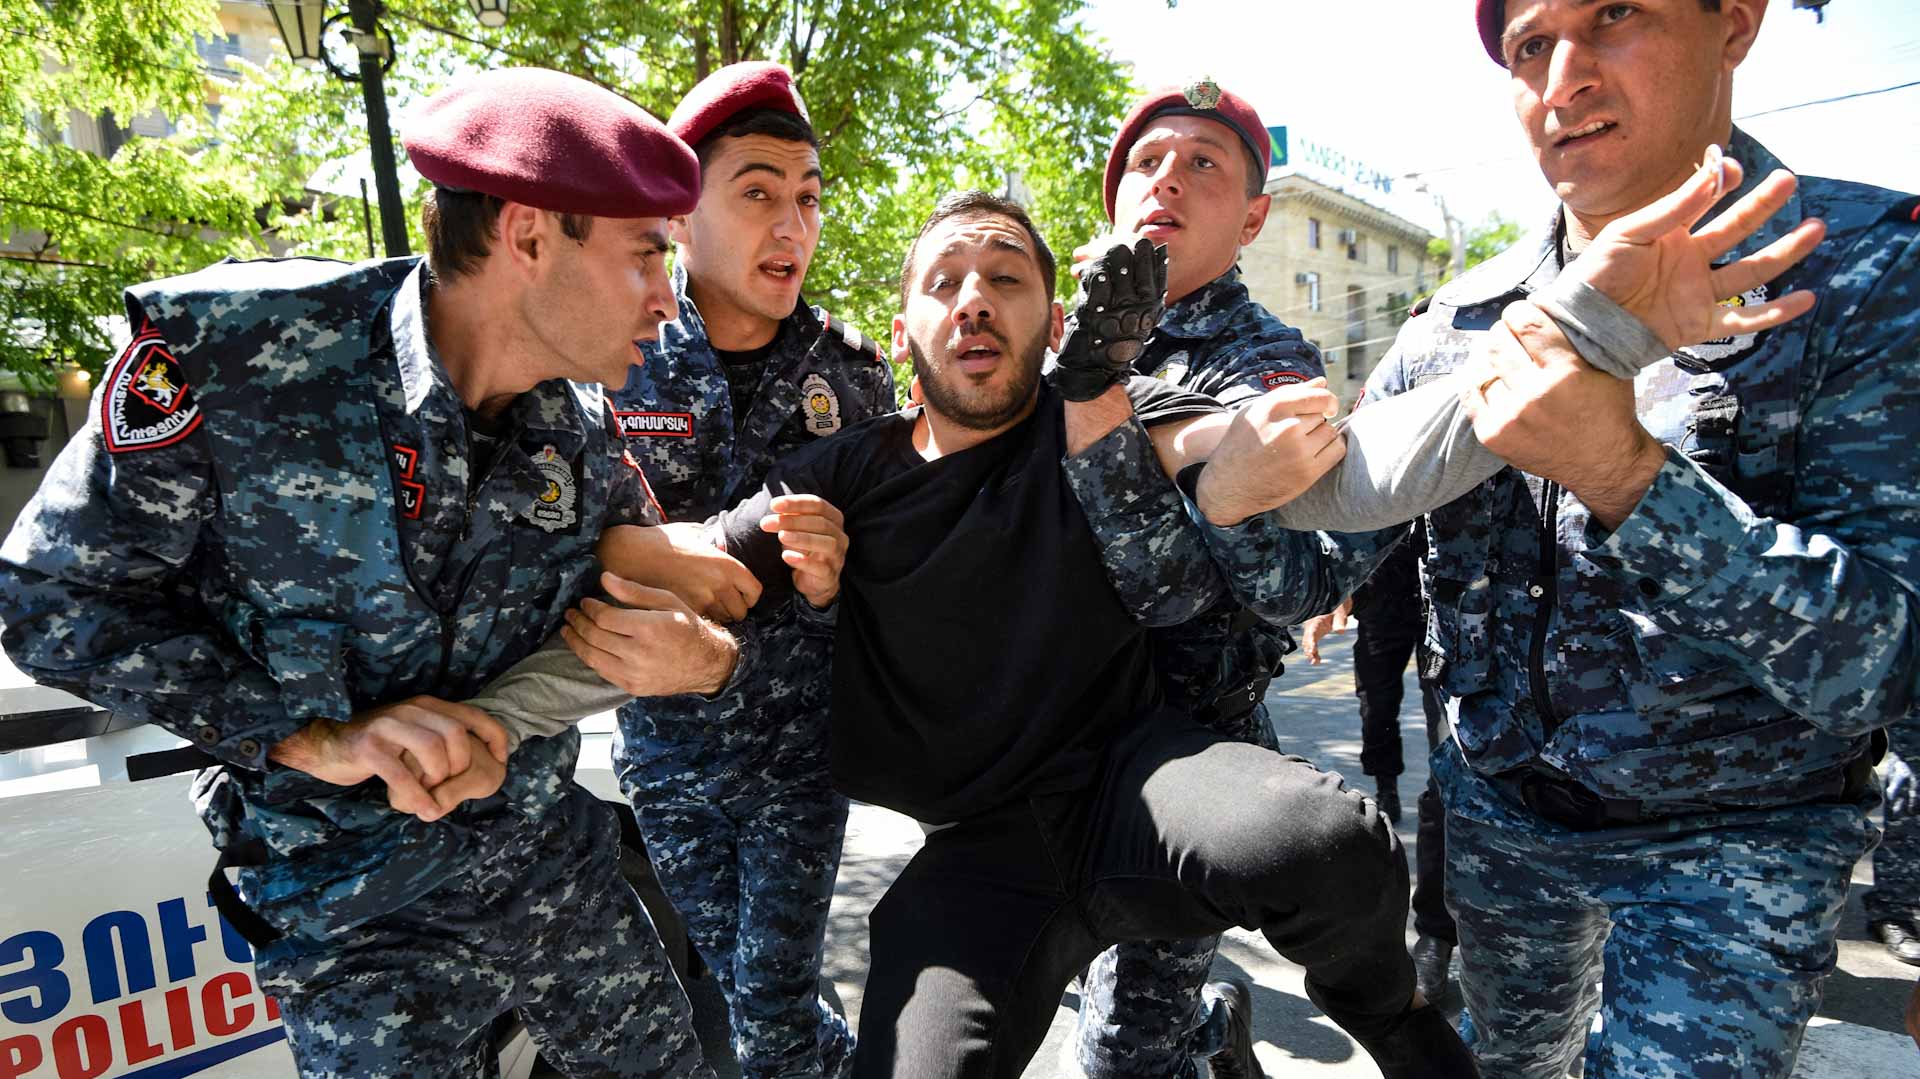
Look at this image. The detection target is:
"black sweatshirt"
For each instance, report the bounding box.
[719,378,1219,821]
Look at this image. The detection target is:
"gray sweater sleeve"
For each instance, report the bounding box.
[464,634,631,750]
[1261,282,1667,532]
[1263,375,1499,532]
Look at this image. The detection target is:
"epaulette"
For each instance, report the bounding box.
[1883,195,1920,226]
[820,310,888,364]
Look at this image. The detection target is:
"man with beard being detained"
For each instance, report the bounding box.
[472,171,1817,1077]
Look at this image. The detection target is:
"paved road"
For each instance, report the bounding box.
[678,630,1919,1077]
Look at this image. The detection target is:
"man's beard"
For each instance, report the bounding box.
[907,323,1047,433]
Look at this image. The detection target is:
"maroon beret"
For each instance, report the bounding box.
[1478,0,1509,66]
[669,61,810,151]
[404,67,699,219]
[1103,79,1270,221]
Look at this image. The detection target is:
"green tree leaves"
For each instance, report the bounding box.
[2,0,1134,401]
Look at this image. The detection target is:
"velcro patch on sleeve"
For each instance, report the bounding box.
[1260,370,1307,390]
[102,330,203,454]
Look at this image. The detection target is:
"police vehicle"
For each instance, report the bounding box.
[0,661,672,1078]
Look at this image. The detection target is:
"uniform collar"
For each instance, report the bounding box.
[388,261,441,414]
[1431,127,1799,310]
[1716,127,1801,262]
[1432,224,1557,309]
[1158,267,1251,339]
[390,262,590,455]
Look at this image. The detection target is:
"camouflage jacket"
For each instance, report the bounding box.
[1138,267,1323,405]
[1364,128,1920,806]
[611,263,894,780]
[1065,268,1404,719]
[1128,269,1324,719]
[0,258,663,937]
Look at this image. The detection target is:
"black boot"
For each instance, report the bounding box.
[1200,980,1265,1079]
[1413,935,1454,1003]
[1376,777,1402,824]
[1308,985,1480,1079]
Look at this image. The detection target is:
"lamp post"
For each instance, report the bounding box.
[267,0,514,258]
[1402,174,1466,282]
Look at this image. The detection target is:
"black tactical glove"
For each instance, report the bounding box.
[1048,236,1168,402]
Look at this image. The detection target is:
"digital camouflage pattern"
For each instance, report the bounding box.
[1364,129,1920,1075]
[1133,267,1324,734]
[1435,742,1876,1079]
[1368,130,1920,804]
[257,795,707,1077]
[0,256,709,1074]
[632,784,853,1079]
[1864,713,1920,927]
[1064,269,1397,1079]
[612,263,891,1078]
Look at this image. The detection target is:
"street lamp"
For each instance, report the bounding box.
[267,1,515,258]
[267,0,325,66]
[467,0,512,28]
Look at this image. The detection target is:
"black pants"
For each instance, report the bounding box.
[852,716,1414,1079]
[1409,680,1456,946]
[1353,610,1421,779]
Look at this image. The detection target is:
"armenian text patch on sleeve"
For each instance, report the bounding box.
[615,410,695,437]
[102,329,203,454]
[1260,370,1307,390]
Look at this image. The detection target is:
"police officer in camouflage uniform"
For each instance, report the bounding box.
[609,63,893,1079]
[0,69,741,1076]
[1355,3,1920,1074]
[1866,714,1920,965]
[1071,81,1368,1079]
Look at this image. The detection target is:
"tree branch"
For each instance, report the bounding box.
[0,252,111,270]
[0,196,186,240]
[382,9,634,100]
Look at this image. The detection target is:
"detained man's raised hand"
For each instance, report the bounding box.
[1050,236,1169,402]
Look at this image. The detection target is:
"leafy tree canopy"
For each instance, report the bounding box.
[1,0,1136,397]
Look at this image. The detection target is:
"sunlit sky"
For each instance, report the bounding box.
[1082,0,1920,237]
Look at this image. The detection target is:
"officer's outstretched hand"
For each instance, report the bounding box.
[1560,151,1823,351]
[1050,236,1168,402]
[595,522,762,623]
[761,494,848,609]
[1190,377,1345,526]
[268,696,511,822]
[563,573,740,697]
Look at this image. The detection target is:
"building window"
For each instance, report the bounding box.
[196,33,241,77]
[1388,245,1399,273]
[1308,218,1321,250]
[1297,270,1322,313]
[1345,230,1365,262]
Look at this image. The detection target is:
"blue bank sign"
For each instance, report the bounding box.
[1267,126,1398,197]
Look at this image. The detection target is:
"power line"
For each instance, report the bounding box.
[1398,78,1920,182]
[1735,79,1920,121]
[1244,265,1442,324]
